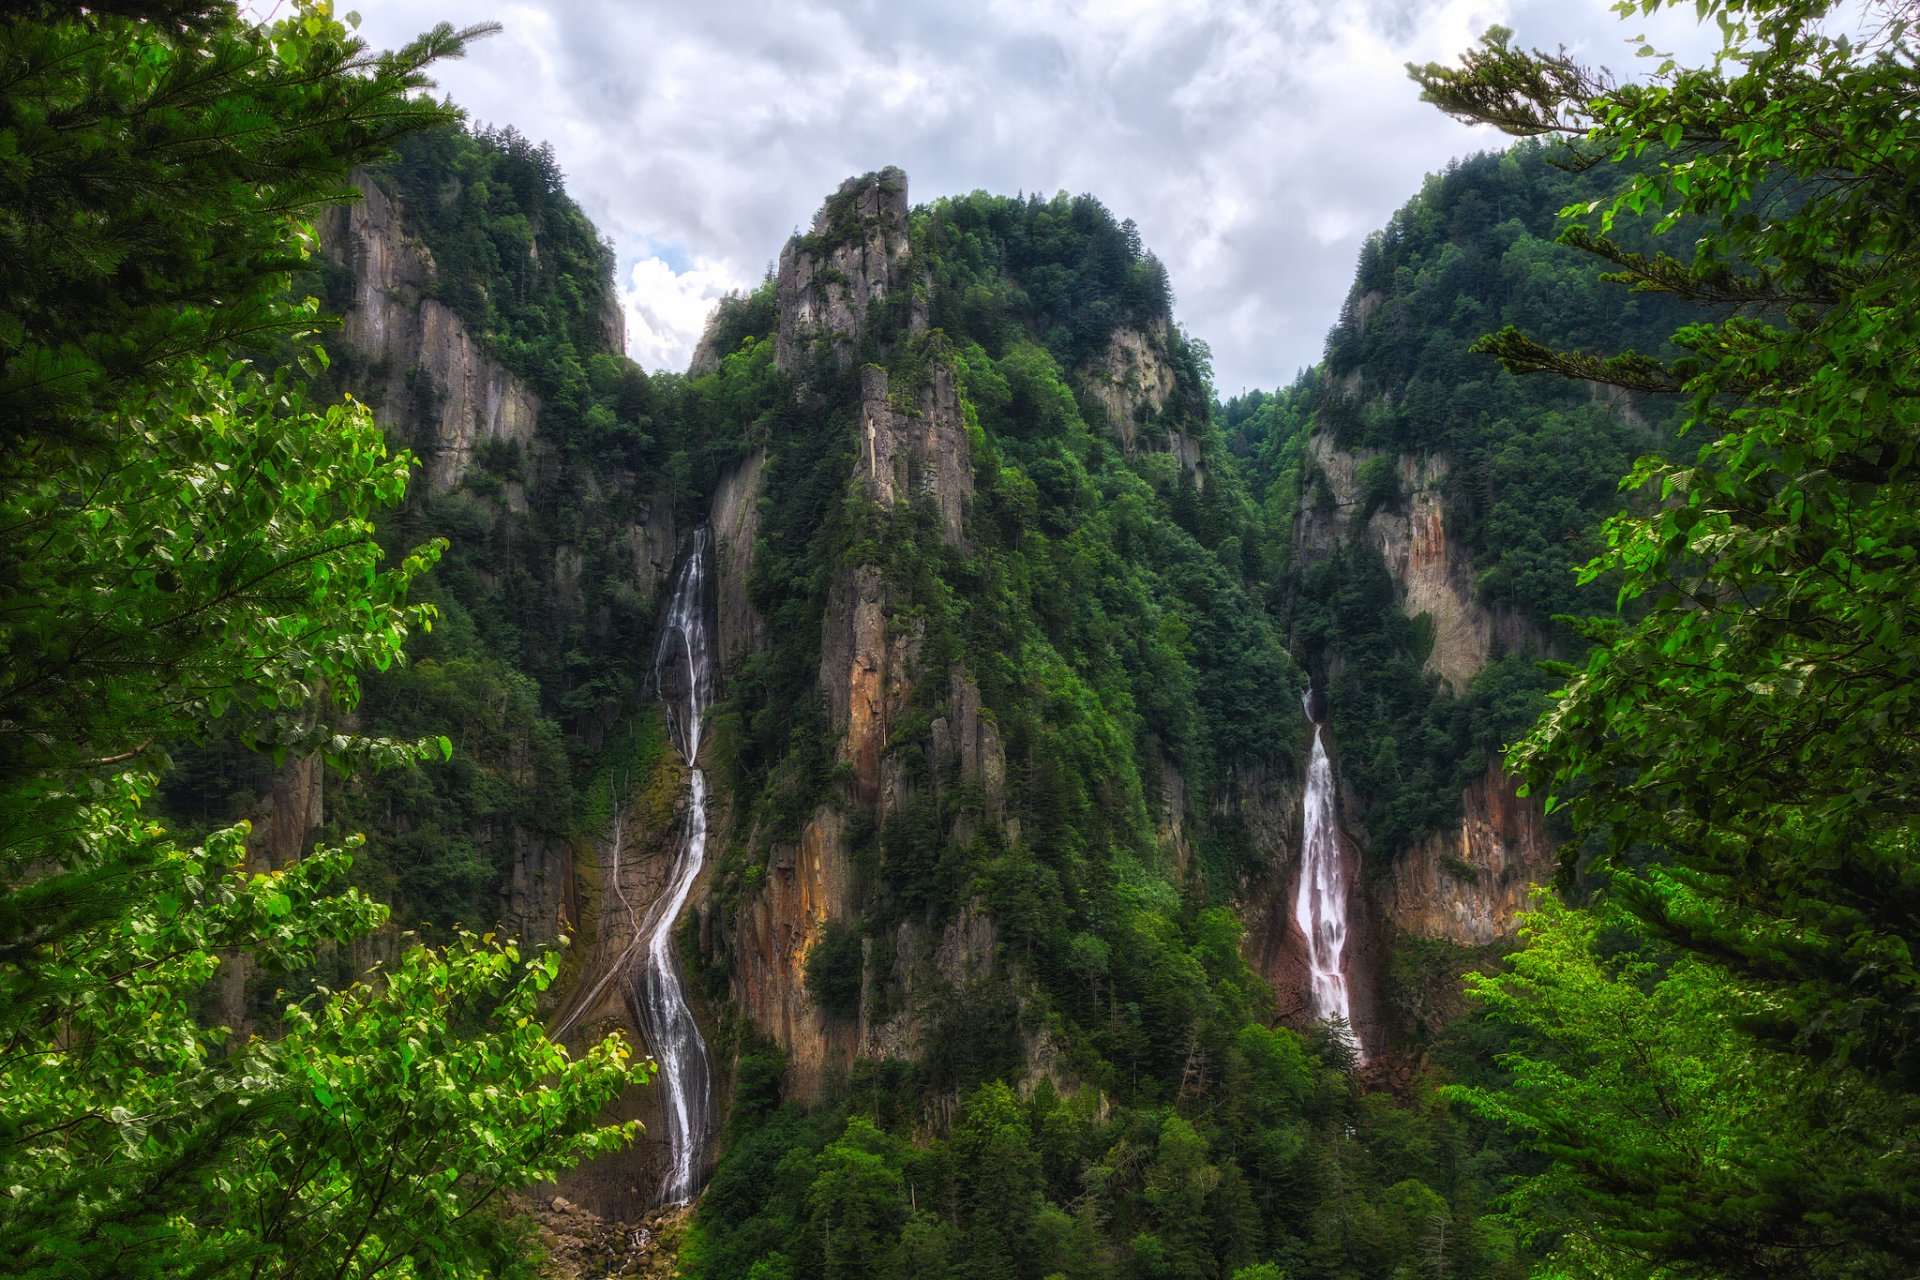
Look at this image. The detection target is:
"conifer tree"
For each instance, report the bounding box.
[1412,1,1920,1273]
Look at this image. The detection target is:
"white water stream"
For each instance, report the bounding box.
[1293,690,1364,1062]
[637,529,718,1205]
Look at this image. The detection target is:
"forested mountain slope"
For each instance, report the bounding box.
[182,122,1684,1277]
[1225,145,1688,980]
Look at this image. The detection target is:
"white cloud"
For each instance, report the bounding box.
[619,256,743,373]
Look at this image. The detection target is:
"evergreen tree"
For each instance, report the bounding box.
[1413,1,1920,1273]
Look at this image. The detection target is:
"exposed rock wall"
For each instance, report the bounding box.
[710,449,767,670]
[1302,433,1536,692]
[1377,762,1547,945]
[1296,429,1553,955]
[320,173,540,491]
[774,167,914,372]
[714,169,1043,1102]
[1080,322,1202,484]
[688,307,727,378]
[860,361,973,548]
[1083,323,1175,450]
[732,804,855,1098]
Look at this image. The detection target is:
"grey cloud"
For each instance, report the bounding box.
[356,0,1718,393]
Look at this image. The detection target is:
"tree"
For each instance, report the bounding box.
[0,5,639,1275]
[1450,900,1912,1280]
[806,1117,909,1279]
[1411,0,1920,1273]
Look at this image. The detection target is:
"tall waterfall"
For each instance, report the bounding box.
[639,528,718,1206]
[1293,690,1363,1061]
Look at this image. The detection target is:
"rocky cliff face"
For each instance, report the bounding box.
[1296,429,1553,951]
[709,449,767,671]
[320,173,541,491]
[1301,432,1533,693]
[859,360,973,548]
[703,170,1055,1102]
[774,167,916,372]
[1377,761,1545,944]
[1082,320,1202,484]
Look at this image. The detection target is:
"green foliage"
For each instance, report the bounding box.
[1450,900,1913,1279]
[1416,2,1920,1274]
[0,0,493,453]
[1244,140,1677,856]
[685,1038,1519,1280]
[917,191,1178,370]
[368,123,617,438]
[682,168,1533,1280]
[0,5,639,1273]
[806,922,867,1021]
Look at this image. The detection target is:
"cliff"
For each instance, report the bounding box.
[1299,433,1535,694]
[1294,427,1555,951]
[1378,760,1545,944]
[1081,319,1204,485]
[319,173,541,492]
[714,171,1030,1100]
[774,167,917,371]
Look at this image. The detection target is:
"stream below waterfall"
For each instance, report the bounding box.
[1293,690,1363,1062]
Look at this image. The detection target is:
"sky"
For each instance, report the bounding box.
[347,0,1727,396]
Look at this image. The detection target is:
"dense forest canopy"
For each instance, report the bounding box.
[1413,2,1920,1275]
[2,0,1915,1277]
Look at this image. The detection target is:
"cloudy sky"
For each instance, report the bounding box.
[349,0,1723,395]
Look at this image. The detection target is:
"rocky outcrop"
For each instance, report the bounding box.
[1377,762,1550,945]
[774,167,915,372]
[1234,765,1307,1017]
[1079,321,1205,488]
[717,170,1043,1100]
[249,752,324,874]
[1303,434,1536,692]
[601,291,627,360]
[621,500,682,621]
[1079,322,1206,488]
[821,566,918,810]
[688,306,727,378]
[733,804,857,1098]
[930,672,1009,845]
[859,359,973,548]
[320,173,540,491]
[1083,323,1175,450]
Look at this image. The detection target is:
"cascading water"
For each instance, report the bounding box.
[1293,689,1364,1061]
[637,528,718,1206]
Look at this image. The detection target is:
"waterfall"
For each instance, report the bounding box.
[1293,690,1364,1062]
[638,528,718,1206]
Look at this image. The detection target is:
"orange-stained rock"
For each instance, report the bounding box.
[1378,762,1552,945]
